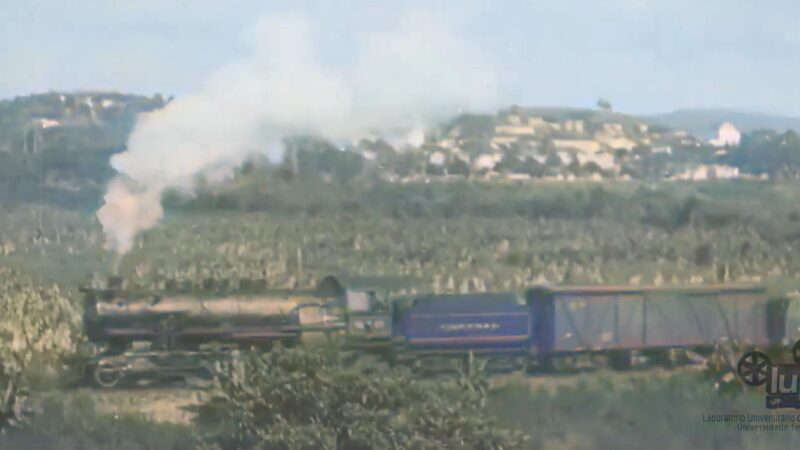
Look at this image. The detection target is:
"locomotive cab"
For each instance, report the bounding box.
[345,290,391,337]
[315,275,426,360]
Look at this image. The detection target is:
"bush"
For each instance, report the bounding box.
[0,269,83,386]
[0,355,28,432]
[197,347,529,450]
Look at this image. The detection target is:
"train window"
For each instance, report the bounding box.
[346,291,370,312]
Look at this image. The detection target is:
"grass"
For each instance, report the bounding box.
[0,392,196,450]
[489,370,800,450]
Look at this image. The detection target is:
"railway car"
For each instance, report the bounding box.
[392,293,532,371]
[525,284,784,368]
[384,284,785,371]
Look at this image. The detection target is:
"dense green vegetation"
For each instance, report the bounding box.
[0,92,162,206]
[723,130,800,179]
[4,93,800,448]
[1,178,800,448]
[198,347,527,449]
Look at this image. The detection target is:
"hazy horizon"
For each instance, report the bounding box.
[2,0,799,116]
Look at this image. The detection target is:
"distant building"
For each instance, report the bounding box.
[494,124,536,136]
[669,164,740,181]
[602,123,624,135]
[472,153,503,172]
[709,122,741,147]
[574,152,616,171]
[490,136,519,148]
[562,120,586,135]
[552,139,602,153]
[595,136,637,151]
[428,151,446,167]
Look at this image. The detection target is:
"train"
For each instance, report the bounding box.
[80,275,798,386]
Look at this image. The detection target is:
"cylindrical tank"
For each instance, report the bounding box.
[81,278,340,351]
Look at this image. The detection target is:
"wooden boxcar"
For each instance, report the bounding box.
[525,284,781,361]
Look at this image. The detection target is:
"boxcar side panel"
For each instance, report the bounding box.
[551,294,644,352]
[719,294,770,345]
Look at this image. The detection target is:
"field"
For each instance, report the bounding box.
[9,369,800,450]
[1,179,800,448]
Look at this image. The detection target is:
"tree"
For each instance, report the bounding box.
[596,98,613,111]
[723,129,800,178]
[197,347,528,450]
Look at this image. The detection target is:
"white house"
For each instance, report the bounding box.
[709,122,742,147]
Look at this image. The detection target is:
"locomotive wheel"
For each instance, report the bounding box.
[793,340,800,365]
[737,351,771,387]
[93,361,123,388]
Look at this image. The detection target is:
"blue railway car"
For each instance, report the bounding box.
[393,293,532,370]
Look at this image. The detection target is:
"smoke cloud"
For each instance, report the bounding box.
[97,11,496,255]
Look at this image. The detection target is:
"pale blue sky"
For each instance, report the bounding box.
[1,0,799,115]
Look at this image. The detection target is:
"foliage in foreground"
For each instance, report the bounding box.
[0,267,83,387]
[489,370,795,450]
[0,267,84,434]
[0,355,28,432]
[0,394,195,450]
[198,347,529,450]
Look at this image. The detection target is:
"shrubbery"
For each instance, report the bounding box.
[198,347,529,450]
[0,267,84,436]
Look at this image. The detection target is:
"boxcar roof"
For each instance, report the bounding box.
[527,284,766,297]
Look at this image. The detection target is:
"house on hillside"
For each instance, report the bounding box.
[552,139,602,153]
[490,135,520,148]
[600,123,625,137]
[428,151,447,167]
[709,122,742,147]
[595,136,637,151]
[562,120,586,136]
[669,164,740,181]
[472,152,503,172]
[494,113,537,137]
[574,152,617,171]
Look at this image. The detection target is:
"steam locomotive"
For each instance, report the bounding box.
[81,275,795,386]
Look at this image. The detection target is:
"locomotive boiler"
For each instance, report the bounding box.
[81,277,345,353]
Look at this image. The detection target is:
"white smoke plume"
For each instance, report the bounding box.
[97,11,496,255]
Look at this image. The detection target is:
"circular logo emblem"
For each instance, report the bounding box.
[793,340,800,365]
[737,351,771,387]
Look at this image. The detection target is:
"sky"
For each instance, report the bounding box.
[1,0,799,116]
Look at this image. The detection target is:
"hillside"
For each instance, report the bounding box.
[0,92,166,206]
[3,92,800,209]
[649,108,800,137]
